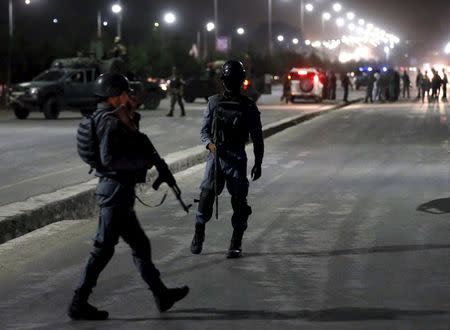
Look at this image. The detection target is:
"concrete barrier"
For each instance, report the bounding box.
[0,100,360,244]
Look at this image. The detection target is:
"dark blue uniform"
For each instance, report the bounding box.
[76,103,166,298]
[195,93,264,232]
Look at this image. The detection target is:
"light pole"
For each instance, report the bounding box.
[204,22,215,60]
[268,0,273,56]
[6,0,14,102]
[111,2,123,39]
[214,0,219,45]
[299,0,305,36]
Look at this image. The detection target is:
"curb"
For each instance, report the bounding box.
[0,99,361,244]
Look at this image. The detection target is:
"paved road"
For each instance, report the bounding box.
[0,100,448,329]
[0,86,359,206]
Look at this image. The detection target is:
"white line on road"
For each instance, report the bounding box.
[0,164,86,191]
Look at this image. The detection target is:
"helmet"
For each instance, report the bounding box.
[93,73,132,98]
[221,60,246,83]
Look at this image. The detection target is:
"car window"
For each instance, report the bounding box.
[34,70,65,82]
[69,71,85,83]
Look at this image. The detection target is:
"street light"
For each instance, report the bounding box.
[292,38,299,45]
[237,27,245,35]
[445,42,450,54]
[346,12,355,20]
[277,35,284,42]
[358,18,365,26]
[111,3,122,14]
[322,12,331,34]
[305,39,311,46]
[52,18,58,24]
[305,3,314,12]
[164,12,176,25]
[103,21,108,27]
[206,22,215,32]
[333,3,342,12]
[336,18,345,28]
[25,0,31,5]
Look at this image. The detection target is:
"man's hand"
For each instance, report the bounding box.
[207,143,217,154]
[251,164,262,181]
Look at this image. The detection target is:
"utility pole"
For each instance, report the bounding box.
[268,0,273,56]
[5,0,14,104]
[214,0,219,48]
[117,0,123,39]
[299,0,305,37]
[97,11,102,39]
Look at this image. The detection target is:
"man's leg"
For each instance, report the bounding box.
[178,95,186,116]
[226,177,252,258]
[191,158,225,254]
[121,211,189,312]
[167,95,176,117]
[69,206,120,320]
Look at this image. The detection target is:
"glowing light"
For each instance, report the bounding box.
[277,35,284,42]
[346,12,355,20]
[305,3,314,12]
[237,27,245,35]
[103,21,108,27]
[52,18,59,24]
[333,3,342,12]
[298,70,308,75]
[336,18,345,27]
[311,41,322,48]
[111,4,122,14]
[154,22,160,27]
[367,23,374,30]
[358,19,365,26]
[25,0,31,5]
[322,12,331,21]
[164,12,176,24]
[313,75,319,83]
[305,39,311,46]
[292,38,299,45]
[206,22,215,32]
[445,41,450,54]
[348,23,356,31]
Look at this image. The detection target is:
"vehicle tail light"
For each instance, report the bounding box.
[298,70,308,76]
[243,79,250,91]
[313,75,319,83]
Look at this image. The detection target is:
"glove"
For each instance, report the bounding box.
[207,143,217,154]
[251,164,262,181]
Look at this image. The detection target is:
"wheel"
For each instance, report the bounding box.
[184,95,195,103]
[144,92,161,110]
[13,105,30,120]
[43,97,61,120]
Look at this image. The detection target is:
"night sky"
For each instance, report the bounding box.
[0,0,449,61]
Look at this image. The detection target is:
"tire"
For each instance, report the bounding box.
[144,92,161,110]
[43,97,61,120]
[13,105,30,120]
[184,95,195,103]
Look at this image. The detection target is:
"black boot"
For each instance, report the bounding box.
[190,223,205,255]
[227,230,244,259]
[154,286,190,312]
[68,290,109,321]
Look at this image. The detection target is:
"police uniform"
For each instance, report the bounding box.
[69,74,188,321]
[167,75,186,117]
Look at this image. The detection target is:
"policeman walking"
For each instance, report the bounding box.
[190,60,264,258]
[69,73,189,320]
[166,67,186,117]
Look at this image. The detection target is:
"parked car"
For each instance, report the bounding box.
[289,67,325,103]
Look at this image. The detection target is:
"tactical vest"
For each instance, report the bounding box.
[213,96,250,150]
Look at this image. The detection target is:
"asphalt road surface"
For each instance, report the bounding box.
[0,100,448,329]
[0,86,357,206]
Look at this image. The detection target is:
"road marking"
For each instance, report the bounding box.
[0,165,86,191]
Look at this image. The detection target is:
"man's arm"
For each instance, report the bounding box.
[249,104,264,180]
[200,99,214,149]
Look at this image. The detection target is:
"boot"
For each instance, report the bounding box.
[154,286,190,312]
[190,223,205,255]
[68,290,109,321]
[227,230,244,259]
[166,112,174,117]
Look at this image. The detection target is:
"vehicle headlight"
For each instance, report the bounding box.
[160,83,168,91]
[29,87,40,97]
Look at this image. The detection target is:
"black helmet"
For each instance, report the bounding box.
[93,73,132,98]
[221,60,246,82]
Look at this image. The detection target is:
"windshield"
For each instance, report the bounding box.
[33,70,65,82]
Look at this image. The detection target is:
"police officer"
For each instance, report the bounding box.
[190,60,264,259]
[166,67,186,117]
[69,73,189,320]
[442,68,448,102]
[341,72,352,103]
[402,70,411,99]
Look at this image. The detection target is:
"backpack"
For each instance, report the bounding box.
[77,111,106,172]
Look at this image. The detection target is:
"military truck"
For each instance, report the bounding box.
[183,60,271,103]
[8,57,165,120]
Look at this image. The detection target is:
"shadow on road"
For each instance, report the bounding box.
[164,244,450,278]
[417,198,450,214]
[109,307,447,322]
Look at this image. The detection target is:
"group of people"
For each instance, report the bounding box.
[416,68,448,103]
[70,60,264,321]
[364,68,448,104]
